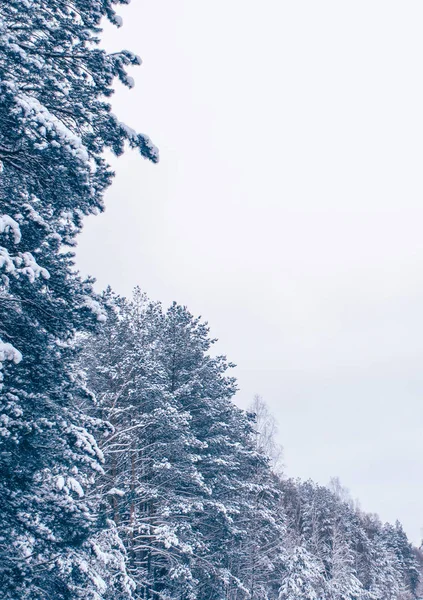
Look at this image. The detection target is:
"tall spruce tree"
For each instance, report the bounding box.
[0,1,157,598]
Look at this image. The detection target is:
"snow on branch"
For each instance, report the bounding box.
[82,297,107,323]
[0,215,21,243]
[14,93,90,164]
[0,248,50,282]
[0,340,22,364]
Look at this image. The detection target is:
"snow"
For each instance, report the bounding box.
[71,424,105,463]
[18,252,50,282]
[56,475,65,491]
[155,525,179,549]
[0,213,49,283]
[107,488,125,497]
[0,249,49,281]
[82,296,107,323]
[0,247,17,274]
[67,476,84,498]
[14,93,90,164]
[118,121,138,142]
[117,119,159,160]
[156,459,172,470]
[0,214,21,243]
[23,203,48,228]
[91,573,107,593]
[0,340,22,364]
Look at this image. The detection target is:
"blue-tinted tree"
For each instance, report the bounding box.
[0,1,157,597]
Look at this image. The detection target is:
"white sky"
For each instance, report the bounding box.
[76,1,423,544]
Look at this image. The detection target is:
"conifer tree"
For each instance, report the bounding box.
[82,291,209,600]
[82,293,290,599]
[278,546,325,600]
[0,2,157,597]
[326,521,365,600]
[80,287,423,599]
[2,3,421,600]
[156,303,288,600]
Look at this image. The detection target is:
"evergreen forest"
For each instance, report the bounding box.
[0,1,422,598]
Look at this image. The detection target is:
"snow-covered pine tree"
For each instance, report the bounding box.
[366,538,403,600]
[279,477,422,600]
[383,521,420,596]
[157,303,288,600]
[232,458,287,600]
[326,520,365,600]
[235,396,287,599]
[362,521,419,600]
[0,2,157,598]
[278,546,325,600]
[79,288,422,599]
[294,481,337,574]
[81,290,210,600]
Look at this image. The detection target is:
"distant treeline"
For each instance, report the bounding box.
[76,288,422,599]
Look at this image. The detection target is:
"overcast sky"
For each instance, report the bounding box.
[76,1,423,544]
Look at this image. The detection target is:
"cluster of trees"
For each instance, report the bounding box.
[77,290,421,600]
[0,1,421,598]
